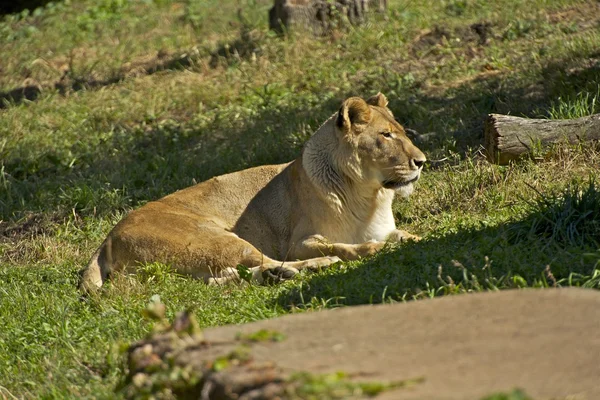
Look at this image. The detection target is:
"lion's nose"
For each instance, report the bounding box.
[411,157,426,169]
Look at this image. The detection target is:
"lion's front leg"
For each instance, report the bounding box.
[291,235,385,261]
[386,229,421,243]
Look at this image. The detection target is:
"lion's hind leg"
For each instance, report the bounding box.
[80,206,342,288]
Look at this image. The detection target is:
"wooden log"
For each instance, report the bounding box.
[484,113,600,164]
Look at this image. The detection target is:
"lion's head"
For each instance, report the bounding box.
[335,93,426,196]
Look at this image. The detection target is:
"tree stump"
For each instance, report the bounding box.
[268,0,387,34]
[484,113,600,164]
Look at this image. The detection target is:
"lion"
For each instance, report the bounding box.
[79,93,426,290]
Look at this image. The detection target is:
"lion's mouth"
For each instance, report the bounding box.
[382,176,418,190]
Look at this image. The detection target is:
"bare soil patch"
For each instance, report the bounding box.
[123,289,600,399]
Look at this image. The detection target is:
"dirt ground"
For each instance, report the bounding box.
[128,288,600,399]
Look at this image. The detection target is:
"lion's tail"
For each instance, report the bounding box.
[79,237,113,292]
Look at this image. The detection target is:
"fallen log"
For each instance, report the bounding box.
[484,113,600,164]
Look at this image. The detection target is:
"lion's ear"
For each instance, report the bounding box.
[366,92,389,108]
[336,97,371,132]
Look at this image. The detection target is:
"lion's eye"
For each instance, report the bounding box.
[381,132,393,138]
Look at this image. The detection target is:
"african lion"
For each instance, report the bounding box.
[79,93,426,290]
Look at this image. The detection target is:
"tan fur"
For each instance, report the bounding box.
[79,93,426,290]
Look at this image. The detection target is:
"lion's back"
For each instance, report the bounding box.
[158,162,292,229]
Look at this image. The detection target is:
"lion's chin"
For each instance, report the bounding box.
[382,181,414,197]
[382,176,418,197]
[396,182,414,198]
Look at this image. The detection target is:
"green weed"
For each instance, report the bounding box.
[286,371,424,399]
[237,329,286,342]
[510,177,600,247]
[547,87,600,119]
[481,388,532,400]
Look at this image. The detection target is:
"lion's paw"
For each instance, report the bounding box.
[356,241,386,258]
[262,265,299,284]
[306,256,341,268]
[387,230,422,243]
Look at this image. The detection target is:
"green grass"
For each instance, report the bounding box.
[547,87,600,119]
[481,389,532,400]
[1,0,600,398]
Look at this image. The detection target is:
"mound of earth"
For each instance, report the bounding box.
[123,288,600,399]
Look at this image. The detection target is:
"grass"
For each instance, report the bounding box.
[284,371,423,399]
[510,177,600,247]
[481,389,532,400]
[547,86,600,119]
[1,0,600,398]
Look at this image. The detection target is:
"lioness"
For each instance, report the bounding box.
[79,93,426,290]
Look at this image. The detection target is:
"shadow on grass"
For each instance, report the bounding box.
[386,53,600,155]
[0,50,206,109]
[0,95,345,224]
[0,22,263,109]
[274,209,600,307]
[0,0,57,15]
[1,52,599,225]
